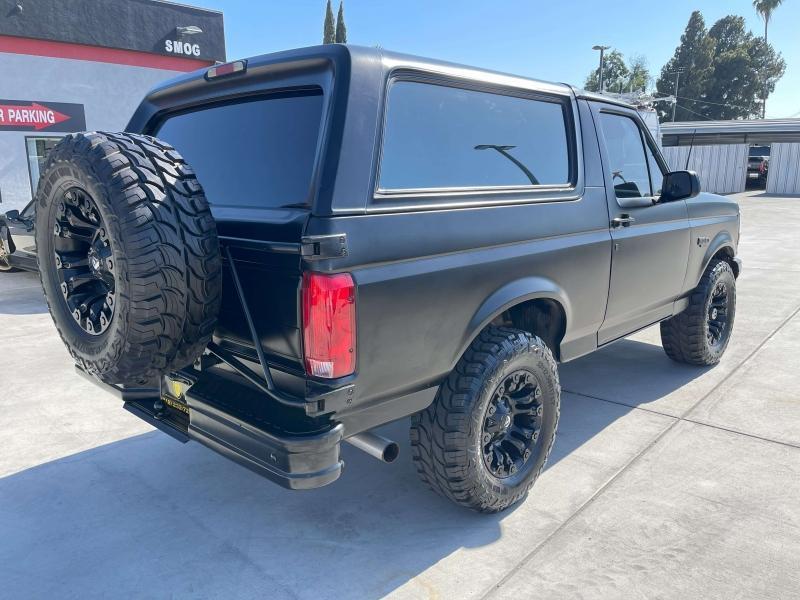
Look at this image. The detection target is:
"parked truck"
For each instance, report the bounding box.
[28,46,740,512]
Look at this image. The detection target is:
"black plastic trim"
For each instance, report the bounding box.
[186,390,344,490]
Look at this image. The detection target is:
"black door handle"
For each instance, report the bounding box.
[611,214,636,228]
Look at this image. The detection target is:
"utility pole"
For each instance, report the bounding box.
[670,67,685,122]
[592,45,610,93]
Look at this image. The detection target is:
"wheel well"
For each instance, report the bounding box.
[712,246,739,278]
[490,298,567,361]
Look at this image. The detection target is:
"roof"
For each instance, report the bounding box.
[146,44,580,104]
[662,119,800,136]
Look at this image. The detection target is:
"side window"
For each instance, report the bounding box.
[379,81,572,191]
[598,112,652,199]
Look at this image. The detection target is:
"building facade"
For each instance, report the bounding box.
[0,0,225,212]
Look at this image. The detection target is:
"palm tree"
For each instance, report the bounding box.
[753,0,783,117]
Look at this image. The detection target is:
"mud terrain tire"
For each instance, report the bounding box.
[35,132,221,385]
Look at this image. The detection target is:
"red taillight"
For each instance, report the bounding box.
[302,272,356,378]
[205,60,246,80]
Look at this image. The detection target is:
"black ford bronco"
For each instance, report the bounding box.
[31,45,741,512]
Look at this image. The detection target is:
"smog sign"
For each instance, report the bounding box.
[0,100,86,132]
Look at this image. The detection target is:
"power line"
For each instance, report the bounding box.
[652,92,752,113]
[677,95,752,112]
[676,104,715,121]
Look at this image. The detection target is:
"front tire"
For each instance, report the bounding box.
[660,259,736,365]
[410,327,560,513]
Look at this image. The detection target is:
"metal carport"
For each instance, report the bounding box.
[661,119,800,195]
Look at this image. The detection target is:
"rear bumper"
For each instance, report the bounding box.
[187,394,344,489]
[76,366,344,490]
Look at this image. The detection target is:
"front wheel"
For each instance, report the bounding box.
[0,230,18,272]
[410,327,561,513]
[660,259,736,365]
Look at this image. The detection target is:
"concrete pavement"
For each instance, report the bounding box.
[0,191,798,599]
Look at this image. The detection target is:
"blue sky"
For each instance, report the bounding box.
[188,0,799,119]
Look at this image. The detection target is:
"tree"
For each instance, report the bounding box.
[752,0,783,116]
[584,51,650,93]
[584,50,629,93]
[627,55,651,93]
[323,0,335,44]
[753,0,783,44]
[335,1,347,44]
[654,11,785,122]
[703,15,784,119]
[705,16,761,120]
[655,11,715,122]
[748,35,786,118]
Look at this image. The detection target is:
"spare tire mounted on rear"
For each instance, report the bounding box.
[35,132,222,386]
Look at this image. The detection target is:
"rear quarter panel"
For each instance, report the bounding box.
[306,187,611,421]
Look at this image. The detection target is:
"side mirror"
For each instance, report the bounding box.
[661,170,700,202]
[5,209,21,222]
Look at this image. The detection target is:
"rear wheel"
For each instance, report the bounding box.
[660,259,736,365]
[35,132,222,385]
[410,327,560,513]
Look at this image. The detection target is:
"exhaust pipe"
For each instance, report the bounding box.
[346,431,399,463]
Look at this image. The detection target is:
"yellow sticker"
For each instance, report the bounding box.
[171,380,183,398]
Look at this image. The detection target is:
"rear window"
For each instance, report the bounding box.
[155,90,324,208]
[378,81,572,191]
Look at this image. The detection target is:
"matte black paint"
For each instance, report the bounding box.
[126,45,741,440]
[18,45,741,489]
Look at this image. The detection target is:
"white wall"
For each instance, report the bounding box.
[767,143,800,195]
[662,144,748,195]
[0,53,185,212]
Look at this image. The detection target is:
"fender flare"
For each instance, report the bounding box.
[453,276,571,368]
[697,230,737,285]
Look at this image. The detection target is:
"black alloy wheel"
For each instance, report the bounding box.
[410,327,561,512]
[706,280,729,348]
[482,369,543,479]
[53,187,115,336]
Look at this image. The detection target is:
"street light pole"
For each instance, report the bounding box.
[592,45,610,93]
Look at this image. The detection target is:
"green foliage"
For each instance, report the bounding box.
[655,11,715,122]
[752,0,783,116]
[323,0,335,44]
[627,55,650,93]
[654,10,784,122]
[583,50,650,93]
[335,1,347,43]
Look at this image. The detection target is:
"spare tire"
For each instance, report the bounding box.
[35,132,222,386]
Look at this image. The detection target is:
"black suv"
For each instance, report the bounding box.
[26,45,741,512]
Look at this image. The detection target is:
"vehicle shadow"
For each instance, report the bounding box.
[0,271,47,315]
[0,387,634,599]
[558,337,710,410]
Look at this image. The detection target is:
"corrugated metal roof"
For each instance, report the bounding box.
[662,119,800,135]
